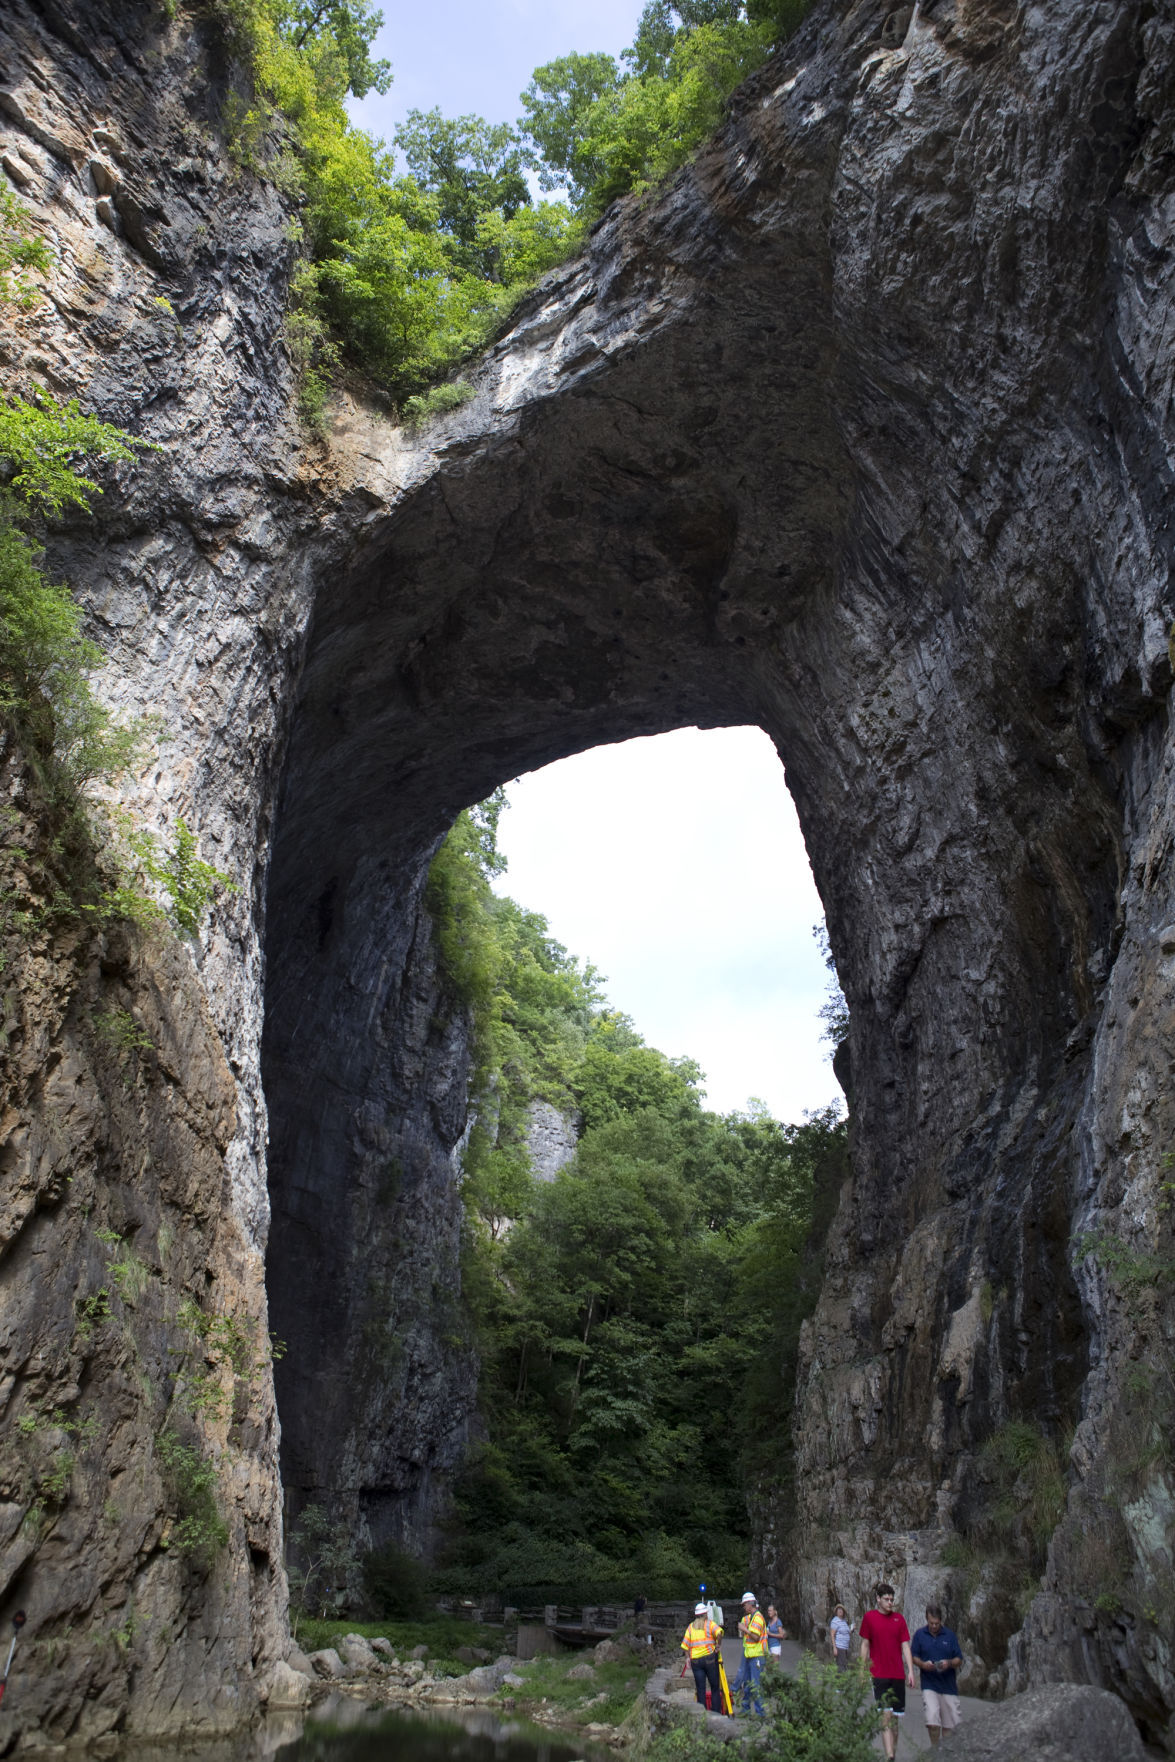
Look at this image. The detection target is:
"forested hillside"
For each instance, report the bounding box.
[425,796,847,1602]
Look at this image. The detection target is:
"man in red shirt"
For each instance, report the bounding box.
[859,1583,917,1758]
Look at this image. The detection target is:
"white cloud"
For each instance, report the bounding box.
[492,726,843,1123]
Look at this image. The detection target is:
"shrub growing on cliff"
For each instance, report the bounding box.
[0,396,152,802]
[0,187,51,306]
[156,1429,229,1564]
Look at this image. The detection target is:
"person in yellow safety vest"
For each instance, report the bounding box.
[681,1601,724,1712]
[737,1591,767,1717]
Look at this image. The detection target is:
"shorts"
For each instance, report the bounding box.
[922,1689,961,1730]
[872,1676,906,1715]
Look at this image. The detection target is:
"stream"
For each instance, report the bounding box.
[173,1698,609,1762]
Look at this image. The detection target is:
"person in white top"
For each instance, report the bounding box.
[829,1603,853,1670]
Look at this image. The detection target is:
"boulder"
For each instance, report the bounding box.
[263,1660,314,1708]
[948,1686,1147,1762]
[337,1633,378,1672]
[370,1637,395,1658]
[308,1648,347,1680]
[455,1646,478,1664]
[287,1644,315,1676]
[409,1643,430,1660]
[593,1639,627,1663]
[462,1657,519,1696]
[568,1662,597,1681]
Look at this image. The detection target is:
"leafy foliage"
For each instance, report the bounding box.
[156,1429,230,1562]
[520,0,812,219]
[269,0,391,97]
[0,188,52,307]
[975,1421,1067,1567]
[129,817,236,937]
[218,1,579,402]
[361,1539,429,1618]
[813,920,849,1047]
[647,1657,880,1762]
[288,1502,361,1624]
[0,272,157,919]
[219,0,811,406]
[425,798,847,1601]
[0,394,147,516]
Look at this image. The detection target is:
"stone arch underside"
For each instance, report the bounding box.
[261,0,1175,1736]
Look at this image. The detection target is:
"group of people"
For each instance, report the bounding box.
[839,1586,965,1754]
[680,1583,964,1753]
[679,1591,786,1717]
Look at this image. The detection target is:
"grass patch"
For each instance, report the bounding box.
[500,1651,644,1726]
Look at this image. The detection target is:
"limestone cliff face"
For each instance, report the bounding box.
[0,750,284,1747]
[2,0,1175,1749]
[0,0,312,1742]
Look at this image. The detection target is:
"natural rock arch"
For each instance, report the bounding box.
[1,0,1171,1743]
[262,0,1174,1733]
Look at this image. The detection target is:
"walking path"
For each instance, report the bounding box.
[714,1635,998,1754]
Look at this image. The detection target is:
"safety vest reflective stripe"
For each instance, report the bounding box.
[682,1620,721,1659]
[743,1612,767,1656]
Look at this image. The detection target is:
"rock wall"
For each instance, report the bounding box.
[265,873,480,1563]
[0,747,285,1746]
[525,1102,580,1184]
[2,0,1175,1749]
[0,0,320,1743]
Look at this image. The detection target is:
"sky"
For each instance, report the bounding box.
[348,6,841,1126]
[349,0,645,147]
[491,728,843,1124]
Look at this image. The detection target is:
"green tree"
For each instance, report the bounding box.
[269,0,391,97]
[423,792,847,1603]
[519,53,623,204]
[393,110,532,277]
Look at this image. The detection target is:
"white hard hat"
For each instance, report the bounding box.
[741,1591,756,1603]
[694,1602,708,1615]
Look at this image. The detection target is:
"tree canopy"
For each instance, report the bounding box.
[222,0,812,411]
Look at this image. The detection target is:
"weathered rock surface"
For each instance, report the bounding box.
[307,1648,347,1681]
[261,1660,314,1709]
[336,1633,378,1673]
[0,758,284,1748]
[525,1100,580,1183]
[2,0,1174,1751]
[947,1684,1149,1762]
